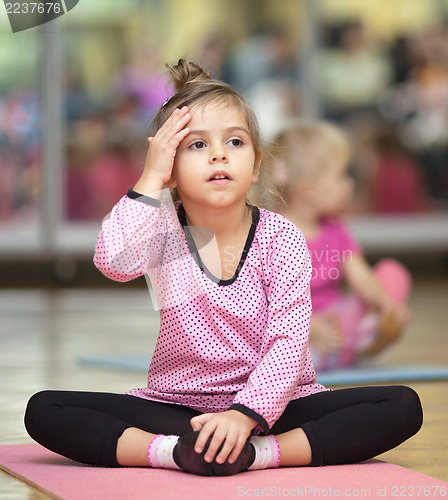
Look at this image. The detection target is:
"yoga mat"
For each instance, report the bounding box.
[78,354,448,385]
[0,444,446,500]
[317,365,448,385]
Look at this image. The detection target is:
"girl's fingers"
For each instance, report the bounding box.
[226,434,248,464]
[194,422,217,454]
[173,126,190,145]
[142,107,190,183]
[162,107,190,135]
[203,428,229,463]
[157,115,191,149]
[214,431,242,464]
[190,413,212,432]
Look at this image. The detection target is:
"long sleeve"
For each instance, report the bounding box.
[230,224,313,431]
[93,189,171,282]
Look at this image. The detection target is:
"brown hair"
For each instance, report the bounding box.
[149,59,281,209]
[268,120,351,209]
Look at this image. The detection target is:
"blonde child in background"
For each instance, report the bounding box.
[270,121,412,371]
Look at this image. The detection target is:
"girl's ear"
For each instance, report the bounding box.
[252,157,261,181]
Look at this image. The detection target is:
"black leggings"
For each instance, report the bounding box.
[24,385,422,468]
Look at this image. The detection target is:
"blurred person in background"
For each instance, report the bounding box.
[365,126,434,213]
[268,120,412,372]
[0,88,41,221]
[63,64,97,124]
[316,20,392,124]
[225,25,297,93]
[379,22,448,205]
[191,32,232,81]
[88,141,142,219]
[63,54,154,220]
[113,41,171,126]
[225,25,301,142]
[343,117,435,214]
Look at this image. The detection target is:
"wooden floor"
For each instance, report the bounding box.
[1,276,447,498]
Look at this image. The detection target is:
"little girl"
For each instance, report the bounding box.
[270,120,412,371]
[25,60,422,476]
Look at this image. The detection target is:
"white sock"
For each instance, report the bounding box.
[248,435,281,470]
[147,434,181,470]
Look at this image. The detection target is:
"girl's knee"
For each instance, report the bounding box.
[26,390,54,413]
[24,390,57,438]
[393,386,423,436]
[374,259,412,303]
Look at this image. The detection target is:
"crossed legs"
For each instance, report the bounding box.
[25,385,422,471]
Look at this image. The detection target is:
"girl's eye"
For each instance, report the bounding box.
[190,141,206,150]
[229,138,243,147]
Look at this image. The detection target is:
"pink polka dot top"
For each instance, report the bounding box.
[93,189,328,432]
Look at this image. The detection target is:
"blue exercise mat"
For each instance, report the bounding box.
[78,354,448,385]
[316,365,448,385]
[79,354,151,373]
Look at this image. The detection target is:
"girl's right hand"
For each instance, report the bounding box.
[135,106,191,193]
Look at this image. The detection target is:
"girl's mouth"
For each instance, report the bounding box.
[208,172,231,184]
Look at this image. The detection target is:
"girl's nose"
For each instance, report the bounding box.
[209,149,228,163]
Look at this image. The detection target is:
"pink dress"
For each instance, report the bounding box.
[94,190,328,432]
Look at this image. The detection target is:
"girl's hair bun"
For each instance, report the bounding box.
[167,59,212,93]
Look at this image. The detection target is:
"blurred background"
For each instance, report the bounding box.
[1,0,448,283]
[1,3,448,493]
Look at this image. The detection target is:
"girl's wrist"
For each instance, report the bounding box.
[229,409,258,429]
[133,175,165,197]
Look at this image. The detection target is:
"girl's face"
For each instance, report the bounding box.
[309,158,354,217]
[171,101,260,210]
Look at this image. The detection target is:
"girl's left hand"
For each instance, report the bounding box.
[190,410,257,465]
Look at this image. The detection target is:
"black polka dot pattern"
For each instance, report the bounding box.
[94,192,329,431]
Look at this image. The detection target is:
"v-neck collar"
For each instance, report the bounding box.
[177,204,260,286]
